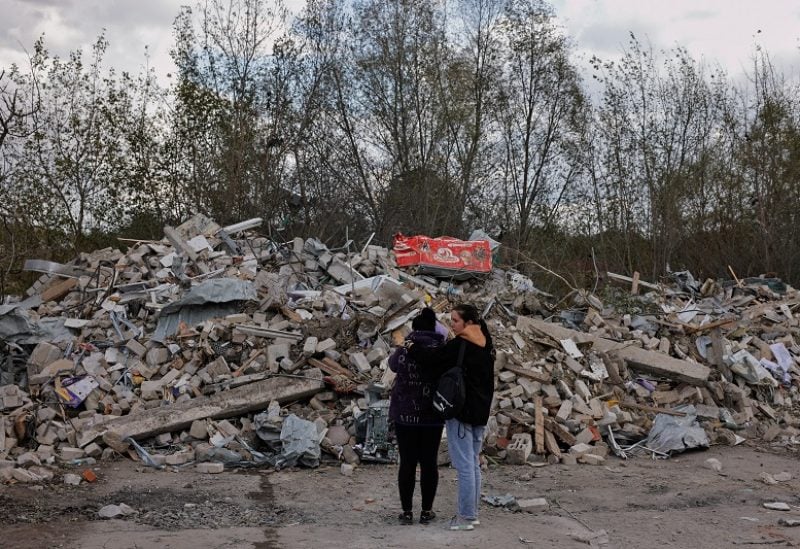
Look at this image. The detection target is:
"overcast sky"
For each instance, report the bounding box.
[1,0,799,83]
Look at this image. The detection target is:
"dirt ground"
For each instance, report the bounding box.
[1,444,799,549]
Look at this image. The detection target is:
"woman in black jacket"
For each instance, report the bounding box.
[388,308,445,525]
[409,304,494,531]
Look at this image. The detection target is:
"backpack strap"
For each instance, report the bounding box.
[456,339,466,369]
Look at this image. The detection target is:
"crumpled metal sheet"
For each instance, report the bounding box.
[160,279,256,316]
[254,412,321,468]
[23,259,82,278]
[0,303,72,345]
[644,404,709,455]
[153,279,257,341]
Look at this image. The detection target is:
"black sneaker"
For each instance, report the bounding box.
[420,510,436,524]
[399,511,413,525]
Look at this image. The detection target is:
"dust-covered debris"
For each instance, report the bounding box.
[0,214,799,489]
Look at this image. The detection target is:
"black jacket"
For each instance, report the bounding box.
[410,331,494,426]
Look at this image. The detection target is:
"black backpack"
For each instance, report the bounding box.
[432,341,466,420]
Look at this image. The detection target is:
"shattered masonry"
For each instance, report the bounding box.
[1,214,799,484]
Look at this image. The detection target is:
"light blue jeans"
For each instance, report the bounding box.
[446,419,486,520]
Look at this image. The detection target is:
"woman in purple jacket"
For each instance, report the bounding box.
[389,308,445,525]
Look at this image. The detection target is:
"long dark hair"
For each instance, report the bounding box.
[452,303,493,350]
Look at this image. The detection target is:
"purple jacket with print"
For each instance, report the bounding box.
[388,330,445,426]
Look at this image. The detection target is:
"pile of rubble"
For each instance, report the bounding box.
[0,214,799,485]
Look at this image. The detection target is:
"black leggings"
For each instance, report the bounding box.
[394,423,444,512]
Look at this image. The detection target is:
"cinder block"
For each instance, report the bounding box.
[506,433,533,465]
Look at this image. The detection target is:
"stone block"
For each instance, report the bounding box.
[196,462,224,474]
[190,420,208,439]
[11,468,39,483]
[575,427,594,445]
[498,371,517,384]
[578,453,605,465]
[303,337,318,356]
[125,339,147,358]
[316,338,337,353]
[350,352,371,374]
[517,498,548,513]
[84,443,103,458]
[63,473,82,485]
[59,447,86,461]
[140,380,163,400]
[267,344,291,370]
[568,443,592,456]
[16,452,41,468]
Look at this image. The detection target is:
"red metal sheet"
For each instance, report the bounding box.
[393,234,492,274]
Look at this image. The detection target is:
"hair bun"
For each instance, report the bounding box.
[419,308,436,320]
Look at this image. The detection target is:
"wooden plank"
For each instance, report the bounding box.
[683,317,737,335]
[78,375,324,447]
[631,271,640,295]
[534,396,545,454]
[234,325,304,341]
[164,225,209,274]
[544,417,577,446]
[618,402,687,417]
[308,357,353,379]
[502,363,551,384]
[517,317,711,386]
[606,271,660,291]
[504,409,534,425]
[40,278,78,303]
[544,430,562,459]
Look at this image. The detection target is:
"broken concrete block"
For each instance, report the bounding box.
[574,428,594,445]
[498,371,517,384]
[29,466,53,480]
[560,454,577,465]
[140,380,163,400]
[59,447,86,461]
[98,503,137,518]
[28,341,63,376]
[764,502,791,511]
[340,463,355,476]
[517,498,548,513]
[350,352,371,375]
[316,338,337,353]
[125,339,147,358]
[196,462,224,474]
[578,453,605,465]
[146,347,170,367]
[366,347,387,365]
[303,337,318,356]
[568,443,592,456]
[16,452,41,468]
[156,433,172,445]
[11,468,40,483]
[84,443,103,458]
[190,420,208,440]
[165,450,193,466]
[555,400,573,422]
[63,473,82,486]
[267,343,291,370]
[704,458,723,472]
[342,444,360,465]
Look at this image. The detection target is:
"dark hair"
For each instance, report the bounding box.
[412,307,436,332]
[452,303,493,349]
